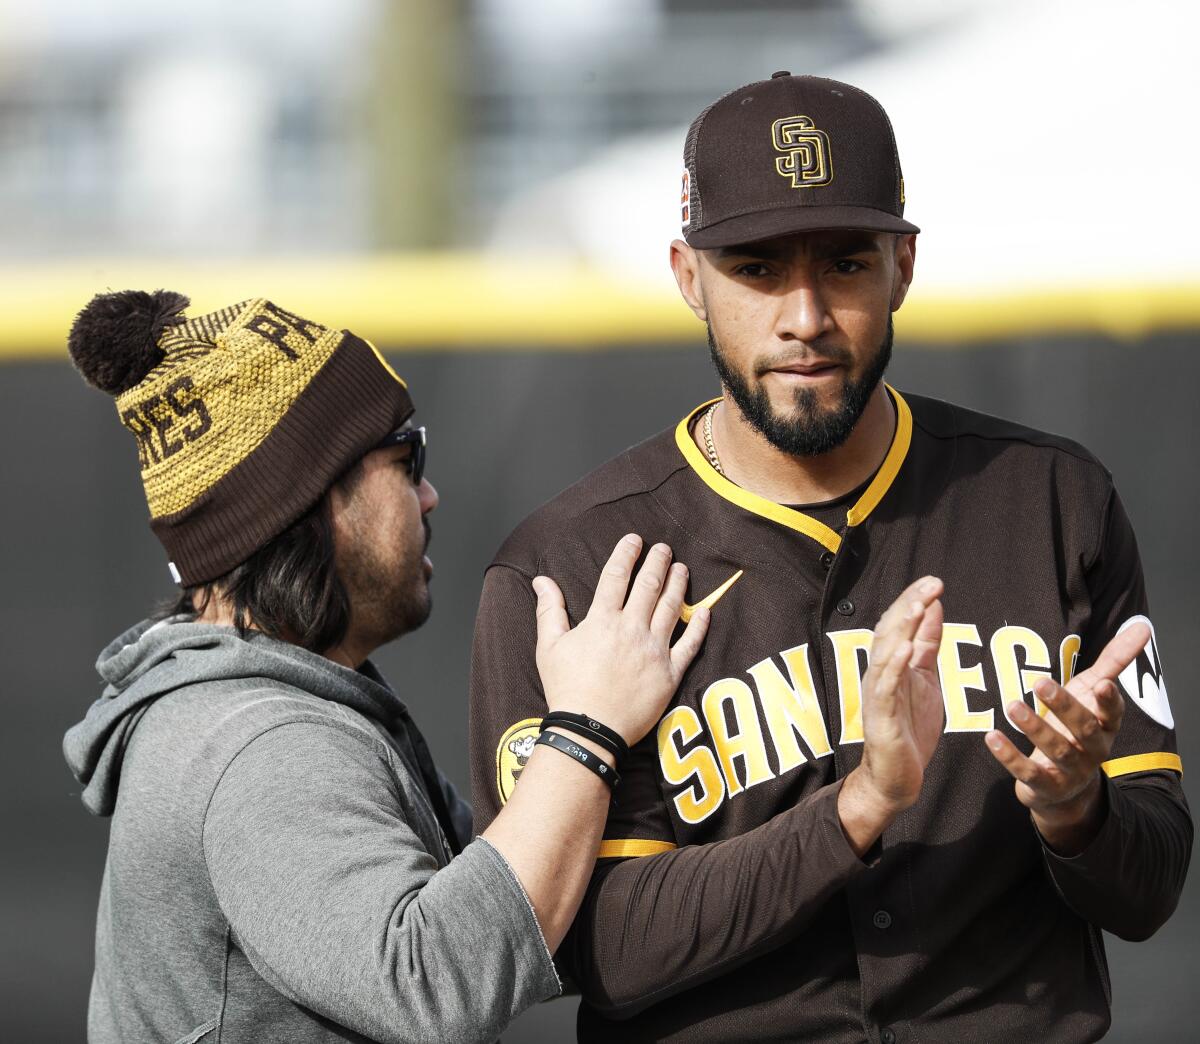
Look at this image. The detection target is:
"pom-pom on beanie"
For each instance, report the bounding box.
[67,292,414,585]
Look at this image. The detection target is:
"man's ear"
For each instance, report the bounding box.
[890,233,917,312]
[670,239,707,321]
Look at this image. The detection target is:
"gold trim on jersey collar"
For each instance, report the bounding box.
[673,385,913,552]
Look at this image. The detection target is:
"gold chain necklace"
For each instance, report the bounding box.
[702,401,724,475]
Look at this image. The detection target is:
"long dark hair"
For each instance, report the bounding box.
[163,495,352,653]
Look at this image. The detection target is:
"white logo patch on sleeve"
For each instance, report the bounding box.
[1116,615,1173,728]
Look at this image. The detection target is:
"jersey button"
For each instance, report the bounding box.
[820,550,835,569]
[873,909,892,930]
[881,1029,897,1044]
[836,598,855,616]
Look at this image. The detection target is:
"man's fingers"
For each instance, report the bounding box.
[870,599,924,682]
[870,576,944,672]
[650,562,689,638]
[909,598,944,672]
[986,730,1045,787]
[1032,678,1113,762]
[1008,699,1083,768]
[590,534,644,614]
[670,605,710,677]
[532,576,570,646]
[1092,678,1125,733]
[877,576,944,635]
[869,638,912,719]
[625,543,674,623]
[1070,622,1150,691]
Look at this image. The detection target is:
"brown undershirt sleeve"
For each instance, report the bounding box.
[558,778,868,1018]
[1039,772,1192,940]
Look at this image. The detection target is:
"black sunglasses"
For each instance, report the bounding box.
[375,426,427,486]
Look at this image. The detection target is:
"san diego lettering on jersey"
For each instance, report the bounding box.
[659,619,1084,824]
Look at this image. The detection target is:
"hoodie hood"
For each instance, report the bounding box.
[64,616,411,816]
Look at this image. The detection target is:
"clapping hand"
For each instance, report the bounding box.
[986,622,1149,853]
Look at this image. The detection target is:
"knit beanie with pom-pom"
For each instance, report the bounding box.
[67,291,413,585]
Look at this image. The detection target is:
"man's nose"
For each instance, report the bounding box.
[774,278,832,342]
[419,477,439,514]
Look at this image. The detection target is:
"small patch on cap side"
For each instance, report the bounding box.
[168,561,181,584]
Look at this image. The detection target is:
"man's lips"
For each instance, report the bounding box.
[766,360,842,377]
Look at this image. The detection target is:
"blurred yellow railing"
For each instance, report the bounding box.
[1,255,1197,360]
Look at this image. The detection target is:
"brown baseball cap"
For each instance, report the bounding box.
[681,72,919,248]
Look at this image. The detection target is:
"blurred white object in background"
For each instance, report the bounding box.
[488,131,684,294]
[477,0,662,68]
[842,0,1200,292]
[0,0,376,257]
[116,51,270,252]
[847,0,1003,41]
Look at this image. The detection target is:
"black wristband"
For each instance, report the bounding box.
[540,717,626,764]
[541,711,631,763]
[535,730,621,790]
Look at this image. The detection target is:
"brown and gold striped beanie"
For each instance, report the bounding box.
[67,290,414,586]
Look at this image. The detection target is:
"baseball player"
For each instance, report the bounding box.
[468,74,1191,1042]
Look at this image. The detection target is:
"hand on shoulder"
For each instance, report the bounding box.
[532,534,710,747]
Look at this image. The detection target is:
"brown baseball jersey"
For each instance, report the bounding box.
[468,387,1190,1044]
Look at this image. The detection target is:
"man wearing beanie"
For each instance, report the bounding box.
[62,290,714,1043]
[468,74,1191,1041]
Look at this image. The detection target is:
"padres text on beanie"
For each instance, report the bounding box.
[67,290,413,585]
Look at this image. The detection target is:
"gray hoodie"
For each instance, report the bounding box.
[64,617,560,1044]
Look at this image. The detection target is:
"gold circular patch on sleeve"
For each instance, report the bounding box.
[495,718,543,805]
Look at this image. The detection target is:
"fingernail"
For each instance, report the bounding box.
[920,577,938,594]
[624,534,642,546]
[987,735,1003,751]
[531,577,547,594]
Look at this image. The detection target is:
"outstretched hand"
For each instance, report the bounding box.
[532,534,710,747]
[986,622,1148,853]
[484,536,709,956]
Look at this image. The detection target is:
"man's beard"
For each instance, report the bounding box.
[708,317,893,458]
[340,517,433,646]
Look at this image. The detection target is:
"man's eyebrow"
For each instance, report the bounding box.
[715,235,883,261]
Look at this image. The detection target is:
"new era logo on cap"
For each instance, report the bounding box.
[681,72,919,248]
